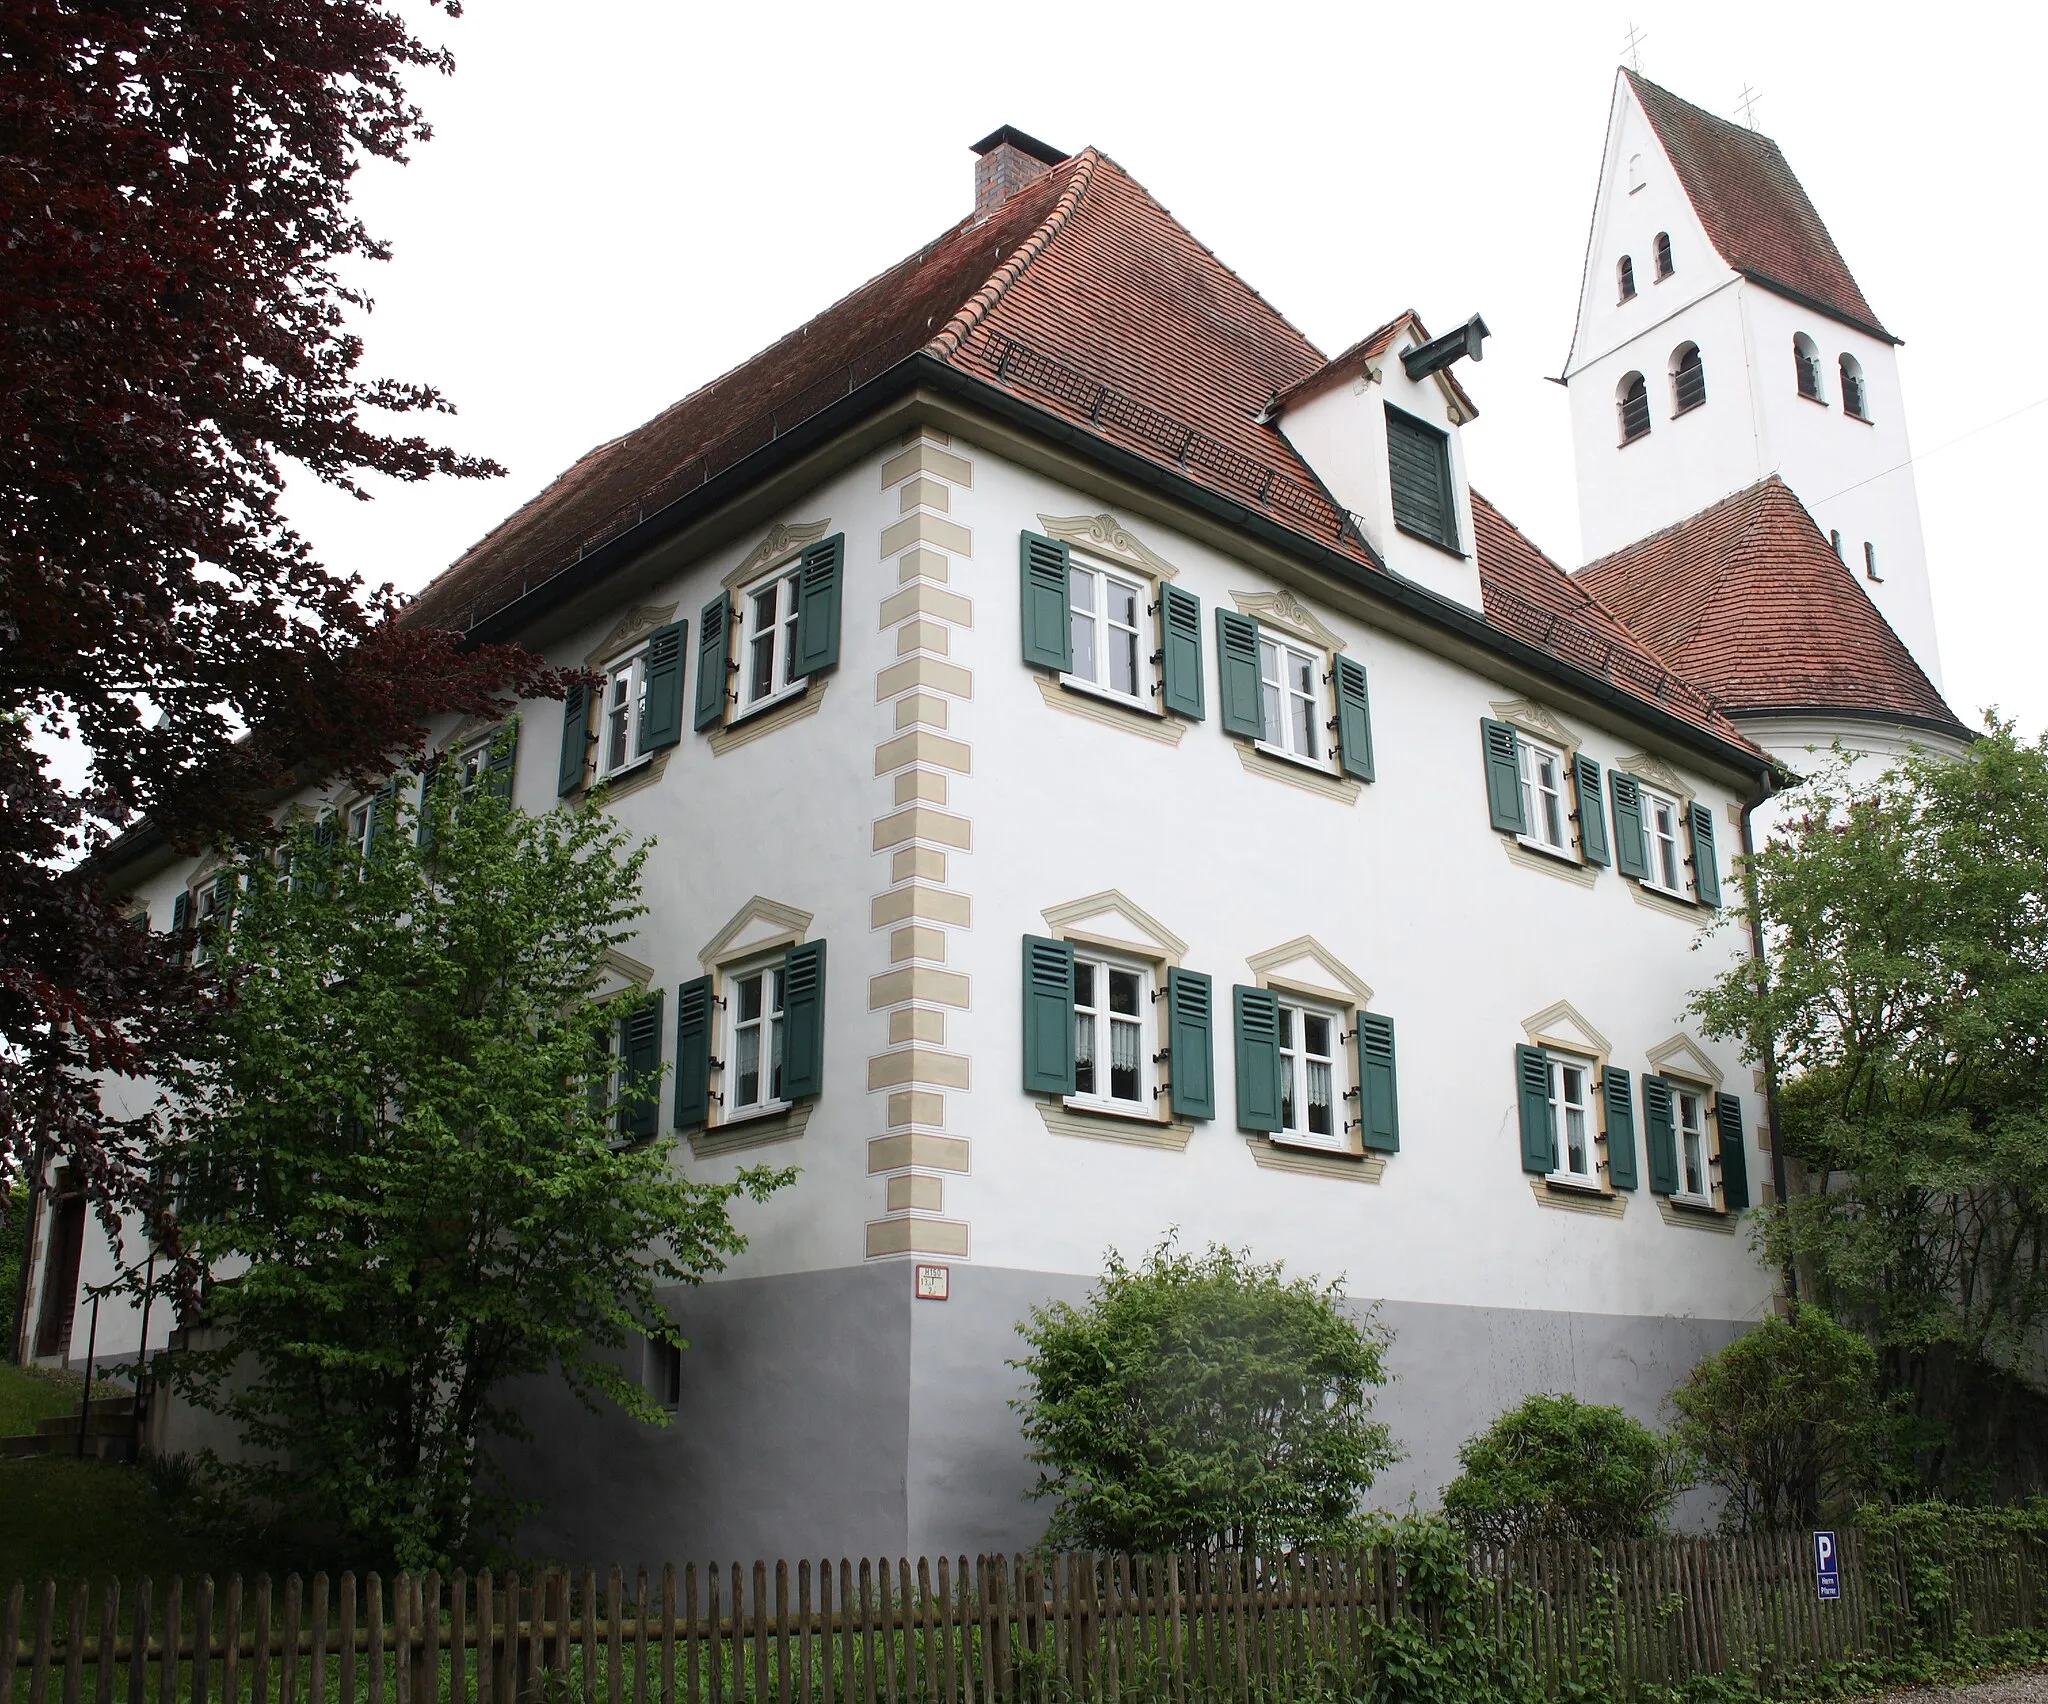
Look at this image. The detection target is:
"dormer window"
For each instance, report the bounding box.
[1670,343,1706,414]
[1617,256,1637,301]
[1628,153,1645,193]
[1617,373,1651,445]
[1839,353,1869,421]
[1385,405,1459,553]
[1794,333,1825,402]
[1654,232,1674,278]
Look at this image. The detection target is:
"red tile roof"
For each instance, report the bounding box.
[405,146,1765,762]
[1577,476,1961,733]
[1625,72,1893,343]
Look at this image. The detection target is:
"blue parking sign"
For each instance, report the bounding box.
[1814,1530,1841,1600]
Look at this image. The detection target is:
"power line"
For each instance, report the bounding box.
[1811,393,2048,505]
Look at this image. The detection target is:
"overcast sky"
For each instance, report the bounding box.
[284,0,2048,736]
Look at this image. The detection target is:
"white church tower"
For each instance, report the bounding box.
[1562,70,1944,696]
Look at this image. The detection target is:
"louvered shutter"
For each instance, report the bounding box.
[1386,405,1458,551]
[1603,1067,1639,1191]
[1216,610,1263,739]
[1165,967,1215,1120]
[1019,533,1072,672]
[1642,1074,1680,1195]
[793,534,845,677]
[485,724,519,799]
[170,891,190,933]
[415,754,442,851]
[1574,754,1610,866]
[1611,772,1651,880]
[1482,719,1526,834]
[1689,802,1723,907]
[1516,1044,1555,1173]
[1021,935,1076,1095]
[1158,583,1205,720]
[674,976,714,1129]
[1233,985,1283,1134]
[780,940,828,1101]
[1356,1012,1400,1152]
[558,683,591,796]
[694,598,731,732]
[641,621,689,751]
[365,779,399,852]
[619,991,664,1141]
[1715,1093,1751,1211]
[1333,655,1375,782]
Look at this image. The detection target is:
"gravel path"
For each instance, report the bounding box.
[1858,1670,2048,1703]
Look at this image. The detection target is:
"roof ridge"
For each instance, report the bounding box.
[925,151,1102,361]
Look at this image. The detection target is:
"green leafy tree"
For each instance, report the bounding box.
[1013,1240,1396,1553]
[1669,1304,1894,1531]
[1692,724,2048,1495]
[1441,1392,1678,1550]
[152,748,792,1566]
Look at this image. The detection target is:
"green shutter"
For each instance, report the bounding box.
[1216,610,1263,739]
[1611,772,1651,880]
[1356,1012,1399,1152]
[641,620,689,751]
[780,940,828,1101]
[1022,935,1076,1095]
[619,991,663,1142]
[364,778,399,851]
[1333,655,1375,783]
[170,891,190,933]
[1603,1067,1638,1190]
[1386,405,1459,551]
[1575,754,1610,866]
[1642,1074,1679,1195]
[415,754,441,851]
[1689,802,1723,907]
[1516,1044,1555,1173]
[1233,985,1282,1133]
[557,683,591,796]
[1482,719,1526,834]
[693,597,731,732]
[1020,532,1072,672]
[1165,967,1215,1120]
[674,976,714,1129]
[1716,1093,1750,1211]
[1158,583,1205,721]
[794,534,845,677]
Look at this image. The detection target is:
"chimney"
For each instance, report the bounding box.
[970,126,1067,217]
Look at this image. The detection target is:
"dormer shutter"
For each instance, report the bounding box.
[1386,405,1458,552]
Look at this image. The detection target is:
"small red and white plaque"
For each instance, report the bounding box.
[914,1263,950,1301]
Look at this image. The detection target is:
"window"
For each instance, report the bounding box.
[1654,232,1674,278]
[345,799,376,858]
[1830,529,1844,560]
[1618,373,1651,444]
[1071,954,1150,1113]
[1641,786,1688,896]
[646,1337,682,1411]
[1794,333,1824,402]
[738,564,807,714]
[186,877,225,966]
[1840,354,1869,420]
[1386,405,1459,551]
[1617,256,1637,301]
[728,960,788,1117]
[1065,558,1147,702]
[1674,1086,1713,1204]
[597,645,653,779]
[1257,633,1322,763]
[454,741,491,793]
[1276,998,1345,1152]
[1864,541,1881,583]
[1627,153,1645,193]
[1671,343,1706,414]
[1516,737,1572,856]
[1546,1054,1599,1186]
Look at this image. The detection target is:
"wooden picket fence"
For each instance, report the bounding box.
[5,1531,2046,1704]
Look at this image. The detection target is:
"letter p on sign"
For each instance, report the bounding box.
[1814,1531,1840,1600]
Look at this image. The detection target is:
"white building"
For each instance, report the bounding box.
[17,91,1960,1558]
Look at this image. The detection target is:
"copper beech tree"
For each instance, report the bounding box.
[0,1,564,1256]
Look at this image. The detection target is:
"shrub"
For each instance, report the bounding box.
[1442,1392,1678,1548]
[1669,1303,1894,1531]
[1013,1240,1396,1553]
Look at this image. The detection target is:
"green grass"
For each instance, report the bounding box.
[0,1358,122,1438]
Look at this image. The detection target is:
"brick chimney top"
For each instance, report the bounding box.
[970,126,1067,217]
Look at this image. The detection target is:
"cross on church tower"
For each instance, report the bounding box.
[1737,83,1762,128]
[1621,21,1647,72]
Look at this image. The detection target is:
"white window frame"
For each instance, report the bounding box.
[1516,737,1575,860]
[1673,1083,1715,1207]
[1061,555,1152,708]
[187,878,223,967]
[736,563,808,719]
[724,953,790,1122]
[1545,1052,1601,1189]
[1274,993,1348,1154]
[1066,949,1154,1117]
[343,798,376,860]
[1255,633,1330,770]
[1641,786,1690,898]
[596,644,654,781]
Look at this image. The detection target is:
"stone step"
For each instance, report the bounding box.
[0,1429,136,1464]
[33,1408,134,1438]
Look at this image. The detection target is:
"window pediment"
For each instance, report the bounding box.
[1247,936,1372,1009]
[725,519,833,592]
[1621,752,1693,803]
[1231,589,1343,654]
[1041,889,1187,966]
[1035,512,1180,582]
[1521,1000,1611,1067]
[1646,1033,1722,1089]
[595,948,655,1000]
[699,895,814,971]
[586,603,681,670]
[1489,699,1580,757]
